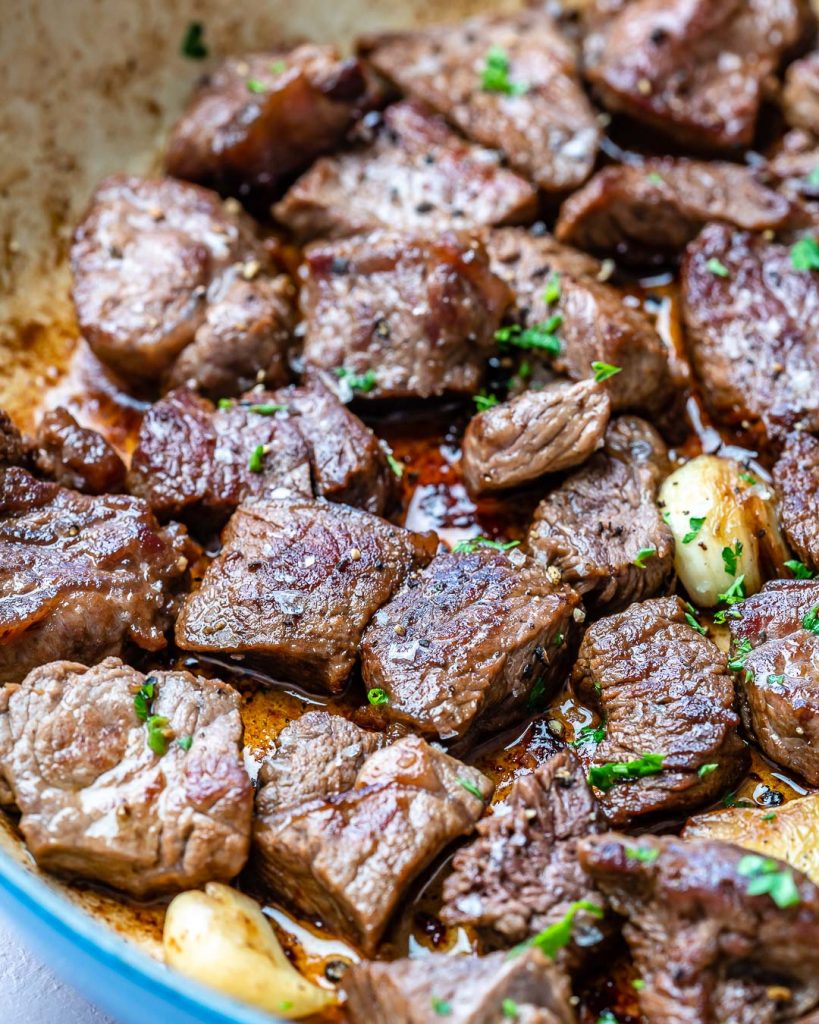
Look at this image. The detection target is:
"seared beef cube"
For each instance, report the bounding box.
[527,416,674,614]
[283,371,395,515]
[343,948,574,1024]
[164,272,295,399]
[0,468,191,684]
[71,175,294,388]
[773,432,819,574]
[360,549,581,743]
[462,380,611,495]
[175,498,437,692]
[274,101,537,243]
[301,231,510,400]
[729,579,819,786]
[769,128,819,203]
[555,160,803,264]
[783,51,819,130]
[579,834,819,1024]
[127,388,311,525]
[0,658,251,897]
[33,407,126,494]
[682,224,819,445]
[572,596,747,824]
[253,711,493,953]
[0,410,31,468]
[442,751,608,967]
[360,11,600,194]
[484,228,677,415]
[165,47,379,196]
[583,0,811,151]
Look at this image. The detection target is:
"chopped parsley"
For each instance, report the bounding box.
[633,547,656,569]
[571,721,606,747]
[474,390,499,412]
[543,273,561,306]
[705,257,730,278]
[177,735,193,751]
[632,979,646,991]
[246,402,287,415]
[133,680,155,722]
[502,998,519,1020]
[698,763,719,777]
[334,366,377,393]
[728,637,753,672]
[803,605,819,634]
[722,790,754,809]
[146,714,170,756]
[431,996,452,1016]
[682,516,706,544]
[480,46,528,96]
[217,397,235,410]
[367,688,389,706]
[513,900,604,960]
[791,237,819,272]
[784,559,814,579]
[385,451,404,479]
[646,172,665,186]
[739,471,758,485]
[269,60,286,74]
[457,776,485,801]
[684,602,707,636]
[588,753,664,792]
[591,361,622,383]
[713,575,746,624]
[248,444,266,473]
[762,811,778,822]
[180,21,208,60]
[767,674,785,687]
[246,78,267,94]
[452,536,520,555]
[495,317,562,355]
[597,1013,619,1024]
[737,854,800,908]
[722,540,743,576]
[625,844,659,863]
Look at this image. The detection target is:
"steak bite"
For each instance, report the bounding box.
[175,498,437,693]
[273,100,538,243]
[555,159,803,264]
[0,410,31,468]
[0,658,252,897]
[359,10,600,194]
[0,468,191,684]
[572,596,747,824]
[253,711,493,953]
[360,548,581,744]
[527,416,674,614]
[300,230,510,400]
[462,379,611,495]
[441,751,608,967]
[71,175,294,388]
[484,228,677,416]
[32,407,126,495]
[728,579,819,786]
[343,948,574,1024]
[579,834,819,1024]
[783,51,819,130]
[127,387,311,527]
[682,223,819,445]
[583,0,812,151]
[165,46,379,196]
[773,431,819,575]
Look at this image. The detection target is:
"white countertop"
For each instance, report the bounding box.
[0,909,114,1024]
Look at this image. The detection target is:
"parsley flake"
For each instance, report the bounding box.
[632,979,646,991]
[762,811,778,822]
[698,763,719,777]
[246,402,287,415]
[646,172,665,186]
[452,536,520,555]
[633,547,656,569]
[543,273,561,306]
[803,605,819,634]
[513,900,604,960]
[270,60,286,74]
[385,452,404,479]
[146,714,170,756]
[248,444,267,473]
[180,21,208,60]
[791,237,819,272]
[684,602,707,636]
[682,516,706,544]
[716,575,746,610]
[588,753,664,792]
[591,361,622,383]
[457,776,485,801]
[502,998,519,1020]
[737,854,801,908]
[217,397,235,410]
[367,688,389,706]
[334,366,377,393]
[246,78,267,94]
[728,638,753,672]
[177,735,193,751]
[597,1013,619,1024]
[785,559,814,579]
[133,680,155,722]
[739,471,757,485]
[767,673,785,687]
[495,319,562,355]
[706,257,730,278]
[625,844,659,863]
[722,540,743,576]
[481,46,528,96]
[431,996,452,1016]
[571,721,606,747]
[473,391,499,412]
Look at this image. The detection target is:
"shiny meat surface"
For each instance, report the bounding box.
[783,51,819,130]
[773,431,819,574]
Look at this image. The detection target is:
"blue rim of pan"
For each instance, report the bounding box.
[0,845,287,1024]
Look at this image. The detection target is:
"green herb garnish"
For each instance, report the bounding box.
[784,559,814,579]
[737,854,800,908]
[246,403,287,415]
[791,237,819,272]
[502,998,519,1020]
[473,391,499,412]
[706,257,730,278]
[633,547,656,569]
[431,996,452,1016]
[177,735,193,751]
[632,979,646,991]
[646,172,665,186]
[762,811,778,822]
[591,361,622,383]
[722,540,743,576]
[385,452,404,479]
[698,763,719,777]
[495,318,562,355]
[248,444,266,473]
[452,536,520,554]
[543,273,561,306]
[803,605,819,634]
[457,776,485,801]
[367,688,389,706]
[739,471,757,485]
[133,680,155,722]
[728,637,753,672]
[334,366,377,393]
[513,900,604,960]
[571,722,606,747]
[246,78,267,94]
[480,46,528,96]
[146,714,169,756]
[588,754,664,792]
[180,21,208,60]
[270,60,286,74]
[625,844,659,863]
[682,516,706,544]
[217,397,235,410]
[684,602,707,636]
[767,674,785,687]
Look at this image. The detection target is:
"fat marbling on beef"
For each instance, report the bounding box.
[360,10,600,194]
[579,833,819,1024]
[773,431,819,575]
[273,100,538,242]
[728,578,819,786]
[165,46,379,196]
[527,416,675,614]
[71,175,294,389]
[583,0,812,151]
[572,596,747,824]
[175,497,437,692]
[300,229,510,400]
[555,159,804,264]
[343,948,575,1024]
[0,468,191,684]
[682,223,819,446]
[462,379,611,495]
[253,711,493,954]
[0,658,251,897]
[441,750,609,969]
[360,547,581,745]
